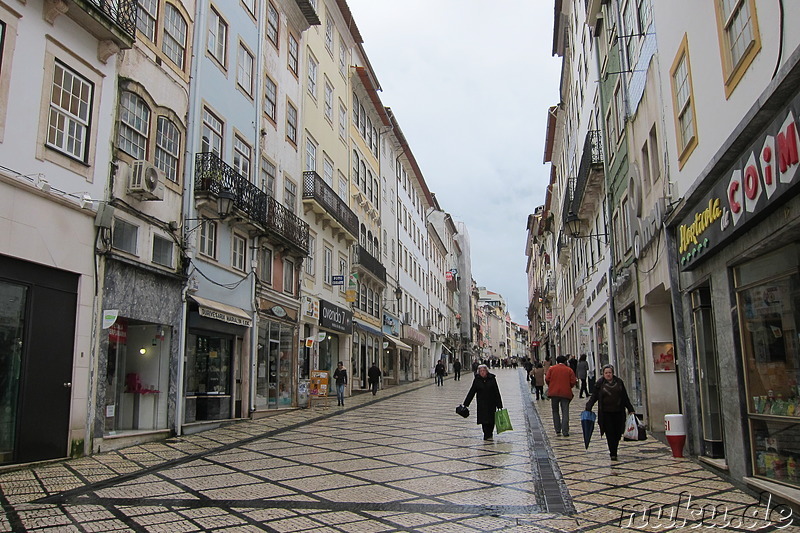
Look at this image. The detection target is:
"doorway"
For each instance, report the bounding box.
[691,285,725,458]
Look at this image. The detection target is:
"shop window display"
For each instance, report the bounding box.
[185,333,232,421]
[737,244,800,488]
[256,320,295,409]
[0,282,26,463]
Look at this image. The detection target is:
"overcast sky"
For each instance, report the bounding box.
[346,0,561,323]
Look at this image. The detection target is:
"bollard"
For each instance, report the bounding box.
[664,414,686,458]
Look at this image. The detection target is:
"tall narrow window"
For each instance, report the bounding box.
[267,2,279,47]
[242,0,256,17]
[288,34,299,75]
[262,159,276,196]
[670,35,698,166]
[155,117,180,182]
[286,102,297,144]
[324,14,334,53]
[199,219,217,258]
[232,234,246,271]
[283,259,295,294]
[324,247,333,284]
[339,35,347,76]
[324,81,333,122]
[207,8,227,66]
[265,76,277,121]
[237,43,254,95]
[163,4,187,69]
[118,92,150,159]
[201,108,223,156]
[306,234,315,275]
[338,174,347,200]
[48,62,93,161]
[284,177,297,213]
[137,0,158,41]
[323,157,334,187]
[307,53,318,97]
[338,101,347,139]
[233,135,251,179]
[715,0,760,95]
[305,137,316,171]
[260,247,273,283]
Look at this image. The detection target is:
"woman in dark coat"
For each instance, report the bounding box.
[585,364,635,460]
[463,364,503,440]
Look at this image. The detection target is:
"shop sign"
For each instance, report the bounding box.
[445,271,453,281]
[383,313,400,336]
[332,275,344,286]
[102,309,119,329]
[403,324,427,345]
[676,97,800,270]
[319,299,353,334]
[271,305,287,318]
[199,307,252,327]
[302,296,320,320]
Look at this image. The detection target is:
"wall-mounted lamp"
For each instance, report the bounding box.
[394,286,403,302]
[565,212,608,240]
[139,347,147,355]
[185,189,236,232]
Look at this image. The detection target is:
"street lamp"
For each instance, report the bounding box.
[565,211,607,240]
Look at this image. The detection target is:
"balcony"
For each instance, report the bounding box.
[352,244,386,285]
[195,153,309,256]
[303,171,358,243]
[50,0,137,50]
[572,130,605,220]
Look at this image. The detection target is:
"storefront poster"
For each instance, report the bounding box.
[652,342,675,372]
[310,370,329,397]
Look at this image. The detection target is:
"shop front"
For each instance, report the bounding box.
[255,299,299,411]
[671,79,800,495]
[402,324,427,382]
[318,299,352,391]
[353,319,383,390]
[382,312,407,385]
[184,296,252,425]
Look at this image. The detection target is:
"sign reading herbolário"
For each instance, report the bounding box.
[319,299,353,334]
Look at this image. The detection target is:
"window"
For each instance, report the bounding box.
[155,117,180,182]
[199,219,217,258]
[137,0,158,41]
[201,108,223,156]
[237,43,254,95]
[307,53,318,97]
[605,107,617,155]
[288,33,299,75]
[233,135,251,179]
[715,0,760,96]
[152,235,173,267]
[260,247,273,283]
[284,177,297,213]
[323,156,334,187]
[352,93,359,127]
[338,174,347,199]
[265,76,277,121]
[207,8,227,66]
[614,83,625,143]
[325,14,334,53]
[232,234,246,271]
[338,101,347,139]
[305,137,316,171]
[112,219,138,254]
[670,35,698,166]
[324,81,333,122]
[622,197,631,251]
[641,140,651,193]
[118,91,150,159]
[339,35,347,77]
[267,2,279,47]
[262,158,276,196]
[339,257,347,292]
[359,103,366,137]
[637,0,652,31]
[242,0,256,17]
[306,234,315,275]
[283,259,295,293]
[324,247,333,284]
[163,4,187,69]
[383,230,387,256]
[648,126,660,183]
[48,62,93,161]
[286,102,297,144]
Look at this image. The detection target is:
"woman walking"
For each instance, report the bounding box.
[585,364,635,460]
[462,364,503,441]
[333,361,348,406]
[576,354,590,398]
[530,362,545,400]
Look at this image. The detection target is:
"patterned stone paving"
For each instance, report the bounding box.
[1,371,798,531]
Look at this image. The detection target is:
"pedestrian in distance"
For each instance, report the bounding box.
[542,358,551,398]
[471,360,479,375]
[545,355,577,436]
[568,354,578,375]
[577,354,590,398]
[452,359,462,381]
[584,364,635,461]
[524,358,533,381]
[434,359,446,386]
[367,361,382,396]
[462,364,504,441]
[333,361,347,406]
[530,362,545,400]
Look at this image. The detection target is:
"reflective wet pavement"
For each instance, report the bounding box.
[1,370,797,532]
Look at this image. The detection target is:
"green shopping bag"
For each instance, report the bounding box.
[495,408,513,433]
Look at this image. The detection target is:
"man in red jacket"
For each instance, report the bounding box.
[545,355,577,436]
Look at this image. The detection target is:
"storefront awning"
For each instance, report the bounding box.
[385,334,412,351]
[353,319,383,336]
[191,295,252,327]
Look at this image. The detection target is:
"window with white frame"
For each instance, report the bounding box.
[338,256,347,292]
[260,247,273,283]
[118,91,150,159]
[199,219,217,258]
[670,36,697,162]
[48,62,93,161]
[284,177,297,213]
[324,246,332,284]
[305,137,317,171]
[307,53,318,97]
[265,76,277,121]
[338,174,347,199]
[152,234,173,267]
[306,234,315,275]
[262,158,276,196]
[325,14,334,54]
[242,0,256,17]
[352,93,359,127]
[283,258,295,294]
[339,34,347,76]
[112,218,138,255]
[323,156,334,187]
[324,81,333,122]
[201,108,223,156]
[136,0,158,41]
[338,101,347,139]
[155,117,180,182]
[207,7,227,66]
[163,4,187,69]
[233,135,251,179]
[286,102,297,144]
[232,234,246,271]
[288,33,299,75]
[237,43,254,95]
[267,3,279,47]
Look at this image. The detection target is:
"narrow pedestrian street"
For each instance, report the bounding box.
[1,371,796,532]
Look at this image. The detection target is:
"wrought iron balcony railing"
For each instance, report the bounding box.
[352,244,386,284]
[87,0,137,36]
[59,0,137,48]
[572,130,604,211]
[302,171,358,239]
[195,152,309,255]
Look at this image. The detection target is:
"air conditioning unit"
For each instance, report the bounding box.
[129,160,165,201]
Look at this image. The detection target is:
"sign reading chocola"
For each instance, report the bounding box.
[676,91,800,270]
[319,299,353,334]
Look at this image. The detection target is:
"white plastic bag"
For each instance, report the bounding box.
[623,413,639,440]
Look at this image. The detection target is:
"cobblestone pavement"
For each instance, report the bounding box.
[1,370,797,532]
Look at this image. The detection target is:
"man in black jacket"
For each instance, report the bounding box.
[367,361,382,395]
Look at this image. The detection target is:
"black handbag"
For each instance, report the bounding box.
[455,404,470,418]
